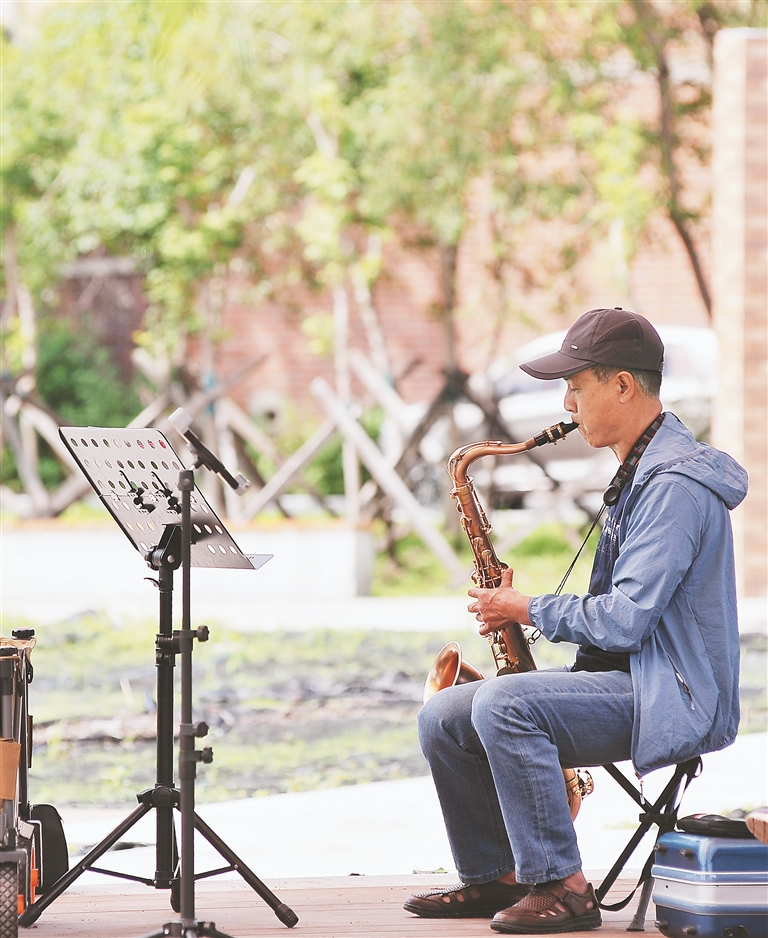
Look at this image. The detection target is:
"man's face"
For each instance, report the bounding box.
[563,367,624,450]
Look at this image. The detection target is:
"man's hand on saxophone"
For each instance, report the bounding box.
[467,568,531,635]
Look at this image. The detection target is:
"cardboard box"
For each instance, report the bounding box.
[0,739,21,801]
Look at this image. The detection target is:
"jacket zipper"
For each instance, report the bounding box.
[674,668,696,711]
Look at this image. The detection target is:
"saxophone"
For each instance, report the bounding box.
[422,419,594,820]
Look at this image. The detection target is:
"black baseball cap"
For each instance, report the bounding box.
[519,308,665,380]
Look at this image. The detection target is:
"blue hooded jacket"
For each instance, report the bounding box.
[528,413,748,776]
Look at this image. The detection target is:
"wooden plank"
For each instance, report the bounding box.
[311,377,466,584]
[240,415,337,519]
[25,877,647,937]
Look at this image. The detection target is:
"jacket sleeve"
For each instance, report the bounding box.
[528,475,704,652]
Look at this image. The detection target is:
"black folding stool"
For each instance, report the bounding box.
[595,757,702,931]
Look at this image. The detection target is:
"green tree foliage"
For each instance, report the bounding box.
[553,0,767,314]
[2,1,308,353]
[1,317,143,491]
[36,318,142,429]
[358,1,551,362]
[3,0,765,384]
[0,2,596,368]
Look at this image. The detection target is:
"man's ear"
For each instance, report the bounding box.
[616,371,634,400]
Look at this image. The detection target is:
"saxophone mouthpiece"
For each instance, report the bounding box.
[533,421,579,447]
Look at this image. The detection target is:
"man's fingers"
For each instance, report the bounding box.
[500,568,514,587]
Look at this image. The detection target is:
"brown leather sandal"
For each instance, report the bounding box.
[490,881,601,933]
[404,880,530,918]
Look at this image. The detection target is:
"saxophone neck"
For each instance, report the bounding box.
[447,421,577,482]
[448,438,533,483]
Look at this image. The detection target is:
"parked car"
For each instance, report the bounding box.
[486,324,717,444]
[487,324,717,498]
[397,325,718,509]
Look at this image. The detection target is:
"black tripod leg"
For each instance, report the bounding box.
[628,876,654,932]
[192,812,298,928]
[19,800,153,926]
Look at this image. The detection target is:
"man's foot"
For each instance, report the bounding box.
[404,880,530,919]
[490,880,601,934]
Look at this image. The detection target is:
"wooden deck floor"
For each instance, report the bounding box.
[23,876,652,937]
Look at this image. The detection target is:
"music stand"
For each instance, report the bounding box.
[19,425,298,936]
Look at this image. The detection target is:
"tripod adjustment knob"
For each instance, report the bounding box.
[12,629,35,641]
[200,747,214,764]
[194,721,209,738]
[195,626,210,642]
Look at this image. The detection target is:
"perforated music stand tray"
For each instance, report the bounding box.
[59,426,271,571]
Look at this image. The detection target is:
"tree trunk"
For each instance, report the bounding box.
[342,230,393,384]
[333,282,360,524]
[439,241,459,370]
[631,0,712,318]
[438,241,461,537]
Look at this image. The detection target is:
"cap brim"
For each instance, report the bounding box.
[519,350,594,380]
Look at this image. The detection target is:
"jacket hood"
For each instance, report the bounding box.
[632,412,748,511]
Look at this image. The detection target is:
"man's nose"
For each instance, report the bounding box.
[564,389,575,413]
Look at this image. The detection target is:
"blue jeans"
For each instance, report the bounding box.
[418,668,634,885]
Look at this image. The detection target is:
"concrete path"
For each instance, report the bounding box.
[0,521,474,631]
[2,521,765,633]
[57,731,767,886]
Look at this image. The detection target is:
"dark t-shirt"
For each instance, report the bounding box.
[572,478,634,673]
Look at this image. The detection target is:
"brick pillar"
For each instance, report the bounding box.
[711,29,768,608]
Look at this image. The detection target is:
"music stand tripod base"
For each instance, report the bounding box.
[143,922,237,938]
[18,427,297,934]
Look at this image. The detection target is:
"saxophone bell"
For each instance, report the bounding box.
[423,641,485,705]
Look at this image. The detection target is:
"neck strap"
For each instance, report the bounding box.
[550,411,666,603]
[603,412,665,506]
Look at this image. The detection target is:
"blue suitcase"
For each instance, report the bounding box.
[652,831,768,937]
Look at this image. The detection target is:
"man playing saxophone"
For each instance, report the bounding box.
[404,308,747,934]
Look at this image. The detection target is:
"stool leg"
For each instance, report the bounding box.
[627,876,654,932]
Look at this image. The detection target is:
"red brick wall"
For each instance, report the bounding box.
[213,201,711,427]
[711,28,768,601]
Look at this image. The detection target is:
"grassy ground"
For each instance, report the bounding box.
[4,522,766,808]
[21,617,579,807]
[372,521,600,598]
